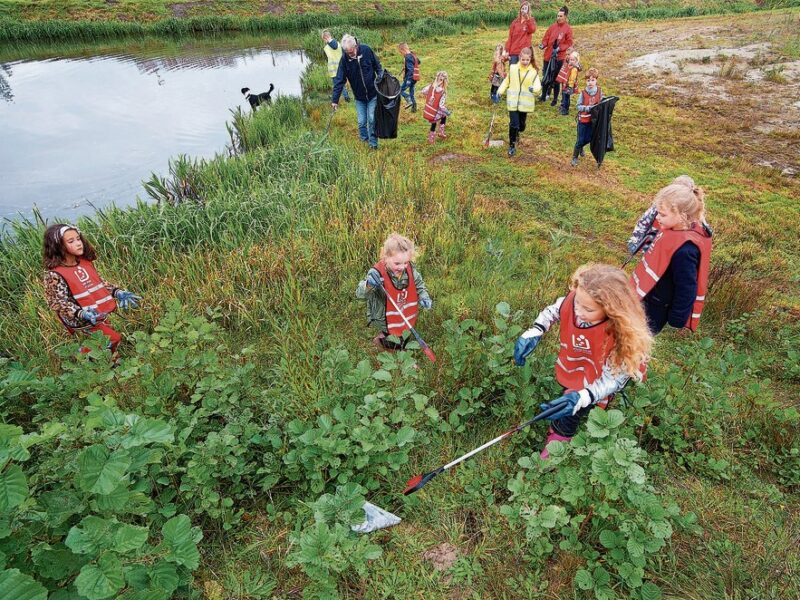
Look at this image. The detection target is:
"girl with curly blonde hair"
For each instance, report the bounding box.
[513,263,652,458]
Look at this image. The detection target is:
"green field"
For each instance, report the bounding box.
[1,5,799,600]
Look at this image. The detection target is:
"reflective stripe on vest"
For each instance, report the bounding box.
[323,43,343,78]
[423,87,444,122]
[630,223,712,331]
[506,66,538,112]
[374,261,418,336]
[555,62,571,84]
[578,87,602,123]
[411,53,420,81]
[555,291,615,390]
[52,260,117,316]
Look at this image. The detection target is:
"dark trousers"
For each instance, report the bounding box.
[508,55,519,65]
[429,115,447,131]
[643,294,670,335]
[560,90,572,113]
[490,84,499,100]
[508,110,528,145]
[574,121,593,150]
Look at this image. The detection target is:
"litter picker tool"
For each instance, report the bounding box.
[483,104,504,148]
[621,228,655,268]
[403,400,570,495]
[375,281,436,363]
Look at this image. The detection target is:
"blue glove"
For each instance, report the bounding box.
[513,326,543,366]
[366,271,383,289]
[491,94,500,104]
[539,390,592,421]
[79,307,102,325]
[419,297,432,310]
[528,86,535,93]
[115,290,141,310]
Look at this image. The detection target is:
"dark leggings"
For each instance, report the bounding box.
[490,84,499,99]
[430,116,447,131]
[508,110,528,144]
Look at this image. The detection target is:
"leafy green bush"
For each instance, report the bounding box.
[501,409,700,600]
[287,483,382,600]
[406,17,457,41]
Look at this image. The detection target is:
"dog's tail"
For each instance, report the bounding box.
[268,83,275,93]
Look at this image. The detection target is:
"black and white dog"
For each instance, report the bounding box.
[241,83,274,110]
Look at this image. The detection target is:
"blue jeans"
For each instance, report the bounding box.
[575,121,593,150]
[355,96,378,148]
[508,55,519,65]
[400,79,416,108]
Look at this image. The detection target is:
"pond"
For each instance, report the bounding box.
[0,35,308,223]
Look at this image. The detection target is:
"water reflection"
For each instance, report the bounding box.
[0,36,307,222]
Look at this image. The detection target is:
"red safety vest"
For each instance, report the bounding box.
[411,53,420,81]
[51,260,116,329]
[374,261,418,336]
[578,86,602,123]
[423,86,444,123]
[555,291,615,391]
[630,223,712,332]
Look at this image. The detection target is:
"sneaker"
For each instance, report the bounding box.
[559,108,568,116]
[579,148,585,157]
[410,105,417,113]
[597,161,602,169]
[571,157,578,167]
[508,145,516,157]
[404,103,413,110]
[550,98,558,107]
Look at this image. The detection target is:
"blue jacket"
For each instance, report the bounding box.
[332,43,382,103]
[403,53,417,84]
[643,241,700,333]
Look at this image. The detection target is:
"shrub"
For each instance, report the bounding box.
[406,17,457,41]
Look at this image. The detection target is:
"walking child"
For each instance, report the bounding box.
[321,30,350,102]
[630,180,713,334]
[43,224,141,354]
[556,49,581,115]
[356,233,433,350]
[493,46,541,157]
[398,42,421,112]
[571,67,603,167]
[488,43,507,101]
[420,71,451,144]
[514,264,651,459]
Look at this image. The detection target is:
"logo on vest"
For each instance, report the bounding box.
[572,334,591,353]
[396,288,409,309]
[76,266,90,285]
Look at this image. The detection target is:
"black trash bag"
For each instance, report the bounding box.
[374,69,402,139]
[589,95,619,166]
[541,42,560,88]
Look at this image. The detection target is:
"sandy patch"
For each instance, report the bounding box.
[422,542,459,571]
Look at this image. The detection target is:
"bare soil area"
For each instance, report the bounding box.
[581,11,800,172]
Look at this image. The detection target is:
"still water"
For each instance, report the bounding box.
[0,36,307,222]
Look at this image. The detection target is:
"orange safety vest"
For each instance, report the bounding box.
[630,223,712,332]
[51,260,116,330]
[555,291,615,391]
[423,86,444,123]
[411,53,420,82]
[578,86,602,124]
[374,261,418,336]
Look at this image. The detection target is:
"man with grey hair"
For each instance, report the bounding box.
[331,34,383,149]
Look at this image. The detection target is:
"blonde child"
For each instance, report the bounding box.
[493,46,541,157]
[420,71,451,144]
[555,49,581,115]
[398,42,421,112]
[43,224,141,354]
[630,180,712,334]
[488,43,507,101]
[321,29,349,102]
[356,233,433,350]
[514,264,652,458]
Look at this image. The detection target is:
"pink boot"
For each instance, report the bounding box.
[437,123,447,139]
[540,427,572,460]
[428,130,436,144]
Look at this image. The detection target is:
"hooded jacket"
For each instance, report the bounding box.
[332,43,383,103]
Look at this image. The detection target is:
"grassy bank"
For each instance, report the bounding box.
[1,8,799,600]
[2,0,799,42]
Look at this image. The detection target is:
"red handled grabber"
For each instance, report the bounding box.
[374,281,436,363]
[402,400,570,495]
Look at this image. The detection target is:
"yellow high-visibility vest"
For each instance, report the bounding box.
[323,43,343,78]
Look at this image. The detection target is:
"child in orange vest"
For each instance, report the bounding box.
[356,233,432,350]
[420,71,451,144]
[556,49,581,115]
[43,224,141,353]
[571,67,603,167]
[513,264,652,458]
[630,180,713,334]
[488,43,507,101]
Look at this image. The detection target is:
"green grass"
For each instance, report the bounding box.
[1,7,799,599]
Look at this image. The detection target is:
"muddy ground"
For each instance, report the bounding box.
[580,11,800,174]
